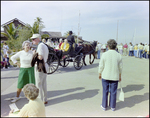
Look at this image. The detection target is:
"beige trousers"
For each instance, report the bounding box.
[35,65,47,102]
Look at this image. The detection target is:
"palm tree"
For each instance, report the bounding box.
[31,17,45,34]
[1,23,19,40]
[41,34,50,39]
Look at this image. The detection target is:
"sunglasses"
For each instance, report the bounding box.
[32,38,37,41]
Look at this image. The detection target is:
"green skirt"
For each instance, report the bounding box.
[17,67,35,89]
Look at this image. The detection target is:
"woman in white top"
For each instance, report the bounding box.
[101,44,106,52]
[42,38,46,43]
[10,40,35,103]
[3,42,9,55]
[9,84,46,117]
[129,43,134,56]
[119,43,123,55]
[98,39,123,111]
[46,38,54,48]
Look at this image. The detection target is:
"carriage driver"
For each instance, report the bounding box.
[67,31,75,47]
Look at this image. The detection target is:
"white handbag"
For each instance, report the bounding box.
[117,82,124,101]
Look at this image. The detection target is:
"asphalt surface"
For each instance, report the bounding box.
[1,54,149,117]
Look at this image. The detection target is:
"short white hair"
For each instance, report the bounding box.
[23,83,39,100]
[59,38,62,42]
[64,39,68,42]
[22,40,31,48]
[47,39,51,42]
[42,38,46,42]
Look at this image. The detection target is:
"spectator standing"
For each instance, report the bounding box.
[146,44,149,59]
[10,40,35,103]
[98,39,123,111]
[134,44,138,57]
[119,43,123,55]
[123,43,128,56]
[129,43,134,56]
[101,44,106,53]
[3,42,9,55]
[9,84,46,117]
[31,34,49,104]
[137,43,141,58]
[117,44,120,53]
[97,42,102,59]
[138,43,144,59]
[143,43,148,59]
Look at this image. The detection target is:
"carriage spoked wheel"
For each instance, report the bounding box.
[46,53,59,74]
[59,56,69,67]
[73,55,83,70]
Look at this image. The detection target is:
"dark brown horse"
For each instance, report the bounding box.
[80,41,97,66]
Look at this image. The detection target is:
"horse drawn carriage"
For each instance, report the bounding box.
[46,41,97,74]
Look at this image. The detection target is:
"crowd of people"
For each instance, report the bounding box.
[1,32,149,116]
[7,31,76,117]
[95,42,149,59]
[1,42,11,69]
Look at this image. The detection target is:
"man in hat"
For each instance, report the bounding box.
[30,34,48,104]
[67,31,75,46]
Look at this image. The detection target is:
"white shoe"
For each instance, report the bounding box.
[3,67,6,69]
[11,97,20,103]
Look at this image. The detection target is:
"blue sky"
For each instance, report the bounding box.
[1,1,149,44]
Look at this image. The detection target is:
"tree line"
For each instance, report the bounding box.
[1,17,78,52]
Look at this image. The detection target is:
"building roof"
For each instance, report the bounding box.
[41,31,62,38]
[1,18,26,27]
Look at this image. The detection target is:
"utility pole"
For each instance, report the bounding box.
[77,10,80,44]
[60,8,63,33]
[116,20,119,43]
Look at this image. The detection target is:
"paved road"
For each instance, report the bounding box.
[1,55,149,117]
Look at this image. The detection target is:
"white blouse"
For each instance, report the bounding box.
[10,50,33,68]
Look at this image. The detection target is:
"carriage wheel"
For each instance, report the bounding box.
[73,55,83,70]
[59,56,69,67]
[47,53,59,74]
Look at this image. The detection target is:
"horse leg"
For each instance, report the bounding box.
[83,55,87,66]
[89,54,92,64]
[91,53,95,64]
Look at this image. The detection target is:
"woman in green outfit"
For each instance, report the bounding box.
[10,40,35,103]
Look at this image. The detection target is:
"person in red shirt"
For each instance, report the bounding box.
[123,43,128,56]
[59,38,63,49]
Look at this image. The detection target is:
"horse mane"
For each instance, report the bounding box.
[91,41,97,47]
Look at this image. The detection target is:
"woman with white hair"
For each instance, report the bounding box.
[42,38,46,43]
[10,40,35,103]
[9,84,46,117]
[46,38,54,48]
[60,39,70,56]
